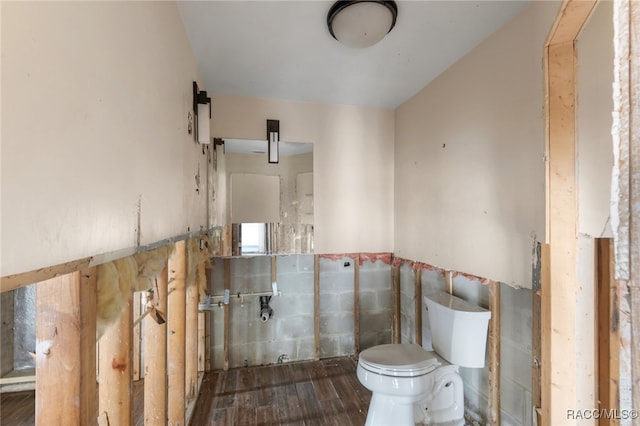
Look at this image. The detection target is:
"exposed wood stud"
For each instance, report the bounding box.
[391,266,400,344]
[198,312,206,372]
[314,255,320,361]
[98,293,133,426]
[543,0,598,418]
[414,268,422,346]
[596,239,620,423]
[223,258,231,371]
[144,266,168,425]
[167,240,187,425]
[546,38,579,425]
[540,243,551,423]
[532,246,545,420]
[185,250,201,401]
[133,291,142,381]
[35,269,97,425]
[2,257,93,293]
[354,254,360,355]
[445,270,453,295]
[488,280,501,426]
[271,255,277,283]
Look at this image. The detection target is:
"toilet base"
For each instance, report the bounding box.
[364,392,418,426]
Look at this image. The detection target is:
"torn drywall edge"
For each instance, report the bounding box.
[392,257,493,286]
[318,253,392,265]
[611,0,631,281]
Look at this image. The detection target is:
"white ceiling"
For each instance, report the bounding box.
[178,1,530,109]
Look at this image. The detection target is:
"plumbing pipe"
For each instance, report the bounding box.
[208,289,281,301]
[259,295,273,322]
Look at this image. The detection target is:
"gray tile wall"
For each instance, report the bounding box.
[359,258,392,350]
[210,255,315,369]
[209,254,392,368]
[1,291,14,376]
[208,254,532,426]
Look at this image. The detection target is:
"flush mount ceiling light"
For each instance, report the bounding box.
[327,0,398,48]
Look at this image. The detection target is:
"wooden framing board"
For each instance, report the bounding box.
[133,291,142,381]
[198,312,207,372]
[143,266,168,425]
[532,243,547,423]
[314,255,320,361]
[545,38,579,426]
[223,258,231,371]
[596,239,620,423]
[271,255,277,284]
[354,254,360,355]
[414,268,422,346]
[543,1,596,423]
[185,258,201,401]
[391,265,400,344]
[35,269,97,425]
[488,280,501,426]
[445,270,453,294]
[98,292,133,426]
[167,240,187,425]
[2,257,93,293]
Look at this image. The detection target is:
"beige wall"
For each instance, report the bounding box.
[394,1,561,288]
[211,95,394,254]
[1,2,208,276]
[577,0,614,237]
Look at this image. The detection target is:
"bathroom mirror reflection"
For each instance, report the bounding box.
[223,138,313,254]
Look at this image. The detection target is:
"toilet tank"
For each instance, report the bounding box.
[424,292,491,368]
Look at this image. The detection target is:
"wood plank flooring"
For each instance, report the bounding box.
[0,357,370,426]
[190,357,371,426]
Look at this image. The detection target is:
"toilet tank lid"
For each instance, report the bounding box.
[424,292,491,318]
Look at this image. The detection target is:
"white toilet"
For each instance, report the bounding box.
[357,291,491,426]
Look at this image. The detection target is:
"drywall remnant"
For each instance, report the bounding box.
[358,252,392,266]
[318,252,392,265]
[392,257,491,285]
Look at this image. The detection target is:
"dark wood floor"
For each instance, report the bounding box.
[191,357,371,426]
[0,357,371,426]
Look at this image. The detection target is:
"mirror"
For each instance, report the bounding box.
[223,139,313,254]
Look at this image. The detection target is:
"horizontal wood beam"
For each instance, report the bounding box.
[1,257,93,293]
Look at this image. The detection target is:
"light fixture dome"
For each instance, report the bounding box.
[327,0,398,49]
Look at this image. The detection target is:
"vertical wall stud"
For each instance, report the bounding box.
[167,241,187,425]
[314,255,320,361]
[223,258,231,370]
[543,1,597,422]
[488,280,501,425]
[414,268,422,346]
[98,291,133,425]
[391,265,401,344]
[133,291,142,381]
[144,266,168,425]
[185,246,200,401]
[354,254,360,355]
[35,269,97,425]
[596,239,620,422]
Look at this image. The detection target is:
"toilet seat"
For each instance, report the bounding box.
[358,344,440,377]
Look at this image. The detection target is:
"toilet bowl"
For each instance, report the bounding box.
[357,291,491,426]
